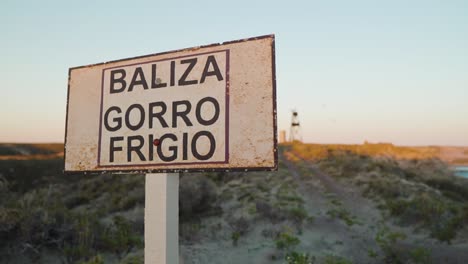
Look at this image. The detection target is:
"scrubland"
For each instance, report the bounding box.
[1,143,468,263]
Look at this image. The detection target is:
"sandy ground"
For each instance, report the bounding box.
[180,147,468,264]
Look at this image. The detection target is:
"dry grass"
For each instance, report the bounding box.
[453,158,468,165]
[291,142,440,162]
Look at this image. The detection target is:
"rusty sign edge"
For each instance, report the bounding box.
[64,34,277,174]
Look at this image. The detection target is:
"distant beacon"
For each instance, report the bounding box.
[290,110,302,142]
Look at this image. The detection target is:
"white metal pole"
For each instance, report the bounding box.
[145,173,179,264]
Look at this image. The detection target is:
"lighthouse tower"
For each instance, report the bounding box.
[289,110,302,142]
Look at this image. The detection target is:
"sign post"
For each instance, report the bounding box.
[145,173,179,263]
[65,35,277,264]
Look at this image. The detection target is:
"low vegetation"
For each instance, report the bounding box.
[285,251,314,264]
[0,171,144,263]
[275,230,300,250]
[291,143,468,243]
[2,142,468,263]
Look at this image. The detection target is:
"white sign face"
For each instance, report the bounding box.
[65,35,277,173]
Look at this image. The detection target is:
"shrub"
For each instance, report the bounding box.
[367,249,378,258]
[285,251,314,264]
[204,171,244,185]
[79,255,104,264]
[179,174,218,221]
[323,255,352,264]
[179,221,202,242]
[429,214,459,243]
[288,207,309,225]
[385,193,463,243]
[114,194,143,212]
[256,201,287,223]
[375,226,406,263]
[99,216,143,257]
[65,194,91,208]
[275,231,300,250]
[0,208,21,237]
[228,217,250,237]
[364,179,403,200]
[0,174,9,193]
[226,217,251,246]
[64,213,101,262]
[0,159,63,193]
[119,251,144,264]
[409,247,431,264]
[231,231,240,246]
[326,208,357,226]
[425,178,468,201]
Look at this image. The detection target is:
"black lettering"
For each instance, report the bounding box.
[191,131,215,160]
[200,55,223,83]
[151,64,167,89]
[127,135,146,162]
[149,102,169,128]
[170,61,175,86]
[157,133,178,162]
[125,104,145,131]
[104,106,122,132]
[110,69,126,94]
[182,132,188,160]
[196,97,220,126]
[128,67,148,92]
[109,136,124,162]
[172,101,193,128]
[178,58,198,86]
[148,134,154,161]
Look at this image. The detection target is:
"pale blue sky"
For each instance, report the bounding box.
[1,0,467,145]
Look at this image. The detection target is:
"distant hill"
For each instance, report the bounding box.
[1,142,467,164]
[0,143,63,160]
[288,142,468,165]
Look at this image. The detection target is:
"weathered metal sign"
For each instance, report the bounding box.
[65,35,277,173]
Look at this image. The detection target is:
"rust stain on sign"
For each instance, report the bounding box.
[65,35,277,173]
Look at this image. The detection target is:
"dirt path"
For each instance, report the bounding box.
[282,146,382,223]
[279,147,383,262]
[301,151,380,216]
[282,150,343,195]
[282,146,468,263]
